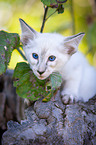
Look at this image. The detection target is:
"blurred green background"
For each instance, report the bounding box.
[0,0,96,68]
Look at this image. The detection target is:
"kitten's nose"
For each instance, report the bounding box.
[37,70,45,75]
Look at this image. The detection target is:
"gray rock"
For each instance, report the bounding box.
[2,91,96,145]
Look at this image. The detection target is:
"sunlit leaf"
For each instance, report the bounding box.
[0,31,20,75]
[13,62,62,102]
[57,0,67,3]
[57,4,64,14]
[50,72,62,89]
[41,0,67,10]
[13,62,48,101]
[41,0,57,7]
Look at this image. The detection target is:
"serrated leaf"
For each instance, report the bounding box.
[13,62,48,101]
[0,31,20,75]
[41,0,67,9]
[41,0,57,7]
[50,72,62,89]
[13,62,62,102]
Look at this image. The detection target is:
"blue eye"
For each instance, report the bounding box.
[32,53,38,59]
[48,55,56,61]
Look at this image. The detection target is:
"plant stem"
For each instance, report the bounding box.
[40,6,49,33]
[46,10,57,21]
[17,6,56,58]
[16,47,27,61]
[17,6,48,59]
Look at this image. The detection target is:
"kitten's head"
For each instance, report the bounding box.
[19,19,85,80]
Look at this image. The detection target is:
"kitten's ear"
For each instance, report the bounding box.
[64,33,85,55]
[19,18,39,45]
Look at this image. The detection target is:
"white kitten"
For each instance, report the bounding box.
[19,19,96,104]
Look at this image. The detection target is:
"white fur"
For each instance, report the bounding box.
[19,19,96,103]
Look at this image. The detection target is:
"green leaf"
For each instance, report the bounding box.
[41,0,57,7]
[13,62,48,101]
[0,31,20,75]
[50,72,62,89]
[13,62,62,102]
[57,4,64,14]
[41,0,67,8]
[57,0,67,3]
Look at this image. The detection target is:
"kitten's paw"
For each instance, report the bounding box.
[61,94,76,104]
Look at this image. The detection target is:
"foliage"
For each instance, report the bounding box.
[0,0,65,102]
[13,62,62,101]
[1,0,96,102]
[40,0,67,32]
[0,31,20,75]
[41,0,67,14]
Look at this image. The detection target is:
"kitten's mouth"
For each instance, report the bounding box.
[37,75,46,80]
[35,71,49,80]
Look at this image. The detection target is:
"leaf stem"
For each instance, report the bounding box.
[16,47,27,61]
[40,6,49,33]
[46,10,57,21]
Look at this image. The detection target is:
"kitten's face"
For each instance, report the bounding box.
[19,19,84,80]
[24,34,69,80]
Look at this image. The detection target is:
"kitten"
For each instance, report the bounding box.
[19,18,96,104]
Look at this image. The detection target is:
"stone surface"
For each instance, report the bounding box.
[2,90,96,145]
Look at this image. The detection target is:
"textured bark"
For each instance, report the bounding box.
[0,70,25,144]
[2,90,96,145]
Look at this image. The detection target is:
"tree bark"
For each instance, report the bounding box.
[2,90,96,145]
[0,70,25,144]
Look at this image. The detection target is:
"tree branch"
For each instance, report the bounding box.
[40,6,49,33]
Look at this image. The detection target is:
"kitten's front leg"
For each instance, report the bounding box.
[61,76,81,104]
[60,66,82,104]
